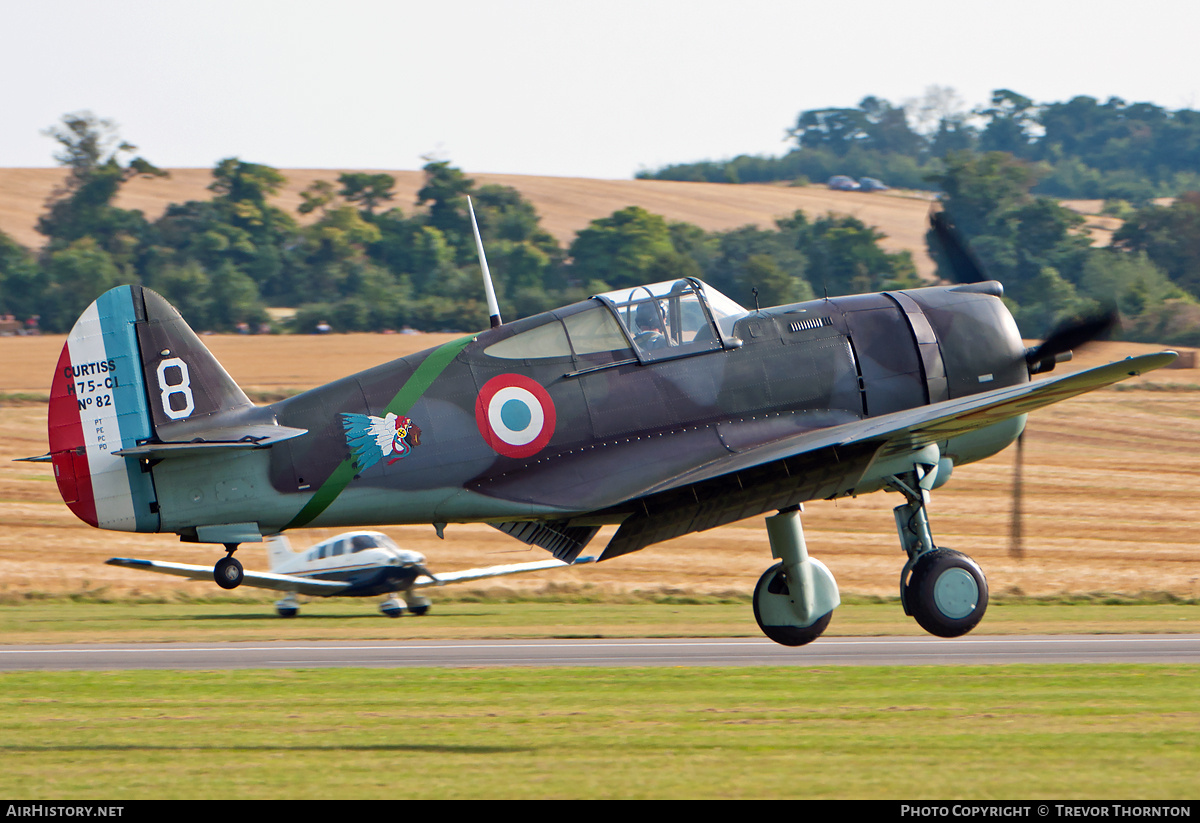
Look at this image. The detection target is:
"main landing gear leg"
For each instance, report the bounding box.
[888,464,988,638]
[752,505,840,646]
[213,543,244,590]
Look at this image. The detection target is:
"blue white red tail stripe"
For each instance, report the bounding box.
[48,286,158,532]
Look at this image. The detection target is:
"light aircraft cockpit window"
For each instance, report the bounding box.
[330,539,346,557]
[483,319,572,360]
[562,306,633,355]
[596,278,744,361]
[350,534,377,553]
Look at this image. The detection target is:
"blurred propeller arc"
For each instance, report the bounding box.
[928,207,1120,559]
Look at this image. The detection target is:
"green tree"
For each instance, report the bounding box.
[568,206,680,289]
[745,253,809,306]
[42,238,124,331]
[37,112,167,264]
[1112,193,1200,297]
[800,214,917,295]
[702,224,806,305]
[0,231,41,321]
[338,173,396,215]
[976,90,1039,156]
[417,161,474,255]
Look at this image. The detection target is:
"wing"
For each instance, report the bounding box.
[411,556,594,589]
[475,352,1176,561]
[104,557,351,596]
[652,351,1178,493]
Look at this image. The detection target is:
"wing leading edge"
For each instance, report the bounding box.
[649,351,1177,495]
[104,557,349,596]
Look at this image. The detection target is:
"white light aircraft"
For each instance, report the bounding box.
[107,530,593,617]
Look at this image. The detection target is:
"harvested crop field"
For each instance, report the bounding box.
[2,333,1197,602]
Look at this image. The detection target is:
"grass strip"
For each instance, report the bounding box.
[0,665,1195,799]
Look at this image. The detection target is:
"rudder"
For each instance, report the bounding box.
[49,286,158,531]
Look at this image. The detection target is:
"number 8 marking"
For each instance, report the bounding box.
[157,357,195,420]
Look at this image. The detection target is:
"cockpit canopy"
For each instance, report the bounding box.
[307,531,399,561]
[482,278,747,364]
[595,278,746,359]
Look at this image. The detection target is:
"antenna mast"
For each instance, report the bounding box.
[468,196,502,328]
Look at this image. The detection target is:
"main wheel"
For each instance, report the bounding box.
[904,549,988,637]
[752,562,833,647]
[214,555,244,590]
[408,605,430,616]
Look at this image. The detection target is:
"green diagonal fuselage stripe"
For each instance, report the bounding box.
[283,335,474,530]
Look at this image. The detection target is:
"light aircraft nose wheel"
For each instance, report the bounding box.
[903,549,988,637]
[752,562,833,647]
[213,555,244,590]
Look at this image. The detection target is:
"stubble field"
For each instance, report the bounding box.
[2,332,1197,606]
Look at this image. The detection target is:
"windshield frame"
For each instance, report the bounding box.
[592,277,745,363]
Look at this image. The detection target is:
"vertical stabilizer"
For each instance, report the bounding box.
[135,287,253,440]
[264,534,296,571]
[47,285,257,532]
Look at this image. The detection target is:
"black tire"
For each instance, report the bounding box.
[752,562,833,647]
[214,556,244,590]
[408,605,430,616]
[904,549,988,638]
[276,608,298,618]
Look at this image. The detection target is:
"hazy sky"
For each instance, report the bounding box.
[4,0,1199,179]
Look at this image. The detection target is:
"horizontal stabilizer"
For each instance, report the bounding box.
[113,423,308,459]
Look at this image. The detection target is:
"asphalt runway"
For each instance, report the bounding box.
[2,634,1199,670]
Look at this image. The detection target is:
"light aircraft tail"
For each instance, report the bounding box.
[45,285,275,532]
[263,534,296,571]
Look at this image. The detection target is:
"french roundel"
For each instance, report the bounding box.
[475,373,557,459]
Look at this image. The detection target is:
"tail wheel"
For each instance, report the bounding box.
[214,556,244,590]
[752,563,833,647]
[904,549,988,637]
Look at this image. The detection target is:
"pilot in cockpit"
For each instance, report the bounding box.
[633,300,670,350]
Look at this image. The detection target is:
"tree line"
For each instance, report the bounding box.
[3,111,1199,345]
[639,88,1200,203]
[0,112,917,337]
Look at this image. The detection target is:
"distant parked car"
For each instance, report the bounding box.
[826,175,860,191]
[859,177,889,192]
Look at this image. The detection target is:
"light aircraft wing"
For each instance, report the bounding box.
[104,557,350,596]
[413,556,594,588]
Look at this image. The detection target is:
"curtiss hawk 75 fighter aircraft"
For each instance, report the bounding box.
[27,212,1175,646]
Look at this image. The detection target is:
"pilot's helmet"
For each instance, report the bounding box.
[635,301,660,330]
